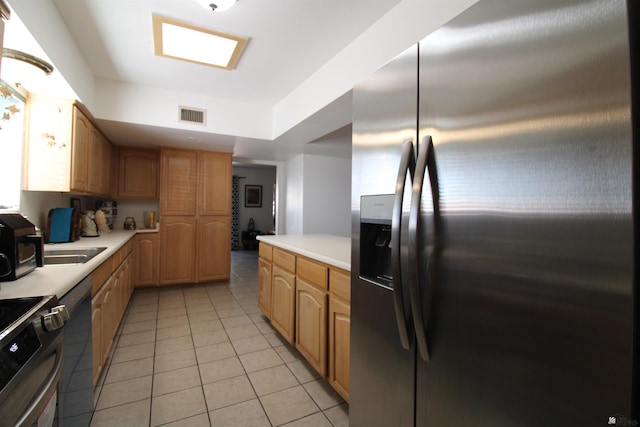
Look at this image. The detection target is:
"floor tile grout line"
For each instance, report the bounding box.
[147,287,161,427]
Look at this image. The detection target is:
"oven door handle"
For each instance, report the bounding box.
[15,346,63,427]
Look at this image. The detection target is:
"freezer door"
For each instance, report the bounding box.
[350,45,418,427]
[415,0,634,425]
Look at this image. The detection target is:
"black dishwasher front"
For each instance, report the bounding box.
[58,276,94,425]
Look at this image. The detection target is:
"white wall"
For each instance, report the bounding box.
[281,154,351,238]
[283,156,304,235]
[233,165,277,234]
[19,191,70,231]
[303,155,351,237]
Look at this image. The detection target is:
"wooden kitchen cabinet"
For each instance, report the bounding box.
[160,216,197,285]
[328,268,351,402]
[88,125,112,196]
[91,242,134,386]
[329,293,350,401]
[295,257,329,376]
[271,261,296,344]
[24,94,114,195]
[296,278,328,376]
[198,151,232,216]
[197,216,230,282]
[103,133,115,196]
[118,148,159,198]
[71,106,90,192]
[258,255,273,318]
[258,241,351,401]
[160,148,197,215]
[159,148,231,284]
[135,233,160,286]
[91,285,105,386]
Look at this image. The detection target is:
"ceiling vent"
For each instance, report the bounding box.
[179,106,206,125]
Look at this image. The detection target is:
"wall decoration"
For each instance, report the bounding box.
[245,185,262,207]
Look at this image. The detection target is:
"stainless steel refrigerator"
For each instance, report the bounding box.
[350,1,638,426]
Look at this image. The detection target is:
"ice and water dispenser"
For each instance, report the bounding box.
[359,194,395,289]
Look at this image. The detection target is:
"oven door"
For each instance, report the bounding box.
[15,238,38,279]
[0,300,64,427]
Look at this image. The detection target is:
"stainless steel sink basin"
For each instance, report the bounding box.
[44,247,107,265]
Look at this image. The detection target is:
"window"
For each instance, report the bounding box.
[0,80,25,211]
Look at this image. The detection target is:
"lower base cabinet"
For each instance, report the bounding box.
[160,217,196,285]
[296,279,327,376]
[135,233,159,286]
[270,265,296,344]
[329,295,350,401]
[91,242,134,386]
[258,257,272,317]
[197,216,231,282]
[258,242,350,401]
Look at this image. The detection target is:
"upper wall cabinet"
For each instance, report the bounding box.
[160,148,198,215]
[23,94,113,196]
[198,151,232,216]
[117,148,159,199]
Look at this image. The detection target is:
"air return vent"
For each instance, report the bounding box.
[179,106,206,125]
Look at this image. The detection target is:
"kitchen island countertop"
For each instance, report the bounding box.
[0,229,148,300]
[256,234,350,271]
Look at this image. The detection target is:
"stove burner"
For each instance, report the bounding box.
[0,297,43,333]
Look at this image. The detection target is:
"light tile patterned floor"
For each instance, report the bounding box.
[90,250,349,427]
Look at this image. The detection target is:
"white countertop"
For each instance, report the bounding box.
[0,229,150,300]
[257,234,351,271]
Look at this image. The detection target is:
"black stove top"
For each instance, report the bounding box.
[0,297,43,333]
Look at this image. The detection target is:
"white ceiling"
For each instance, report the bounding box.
[3,0,402,162]
[3,0,479,162]
[50,0,401,107]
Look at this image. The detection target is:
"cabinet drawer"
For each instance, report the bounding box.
[92,256,113,295]
[297,257,328,290]
[259,242,273,261]
[273,248,295,272]
[330,268,350,302]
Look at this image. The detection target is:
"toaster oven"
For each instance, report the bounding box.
[0,213,44,281]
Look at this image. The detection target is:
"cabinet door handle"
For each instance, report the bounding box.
[391,140,416,350]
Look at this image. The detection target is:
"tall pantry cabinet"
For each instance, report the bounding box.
[159,148,231,285]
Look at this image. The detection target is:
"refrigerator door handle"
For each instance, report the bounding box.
[391,140,415,350]
[409,135,436,361]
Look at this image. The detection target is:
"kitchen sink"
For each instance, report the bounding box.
[44,247,107,265]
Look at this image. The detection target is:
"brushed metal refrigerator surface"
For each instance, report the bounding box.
[351,1,636,426]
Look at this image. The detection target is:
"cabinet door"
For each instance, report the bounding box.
[135,233,159,286]
[296,279,327,376]
[160,216,196,284]
[91,293,103,387]
[100,132,113,196]
[24,94,73,191]
[108,272,122,339]
[118,148,159,198]
[160,149,197,215]
[197,216,230,282]
[271,265,296,344]
[329,296,351,402]
[100,277,115,374]
[258,258,272,318]
[71,106,90,192]
[198,151,231,216]
[87,125,103,194]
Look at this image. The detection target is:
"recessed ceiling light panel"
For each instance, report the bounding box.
[152,15,247,70]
